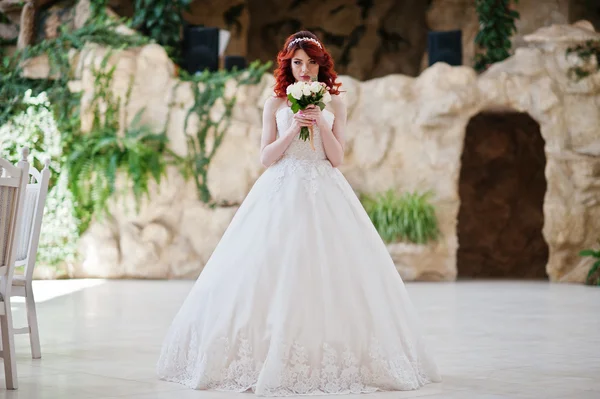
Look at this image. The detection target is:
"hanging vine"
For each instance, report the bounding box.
[474,0,520,72]
[131,0,191,62]
[0,15,150,130]
[179,61,271,205]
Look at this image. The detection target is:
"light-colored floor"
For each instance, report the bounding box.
[0,280,598,398]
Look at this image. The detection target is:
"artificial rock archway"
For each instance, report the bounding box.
[457,111,549,279]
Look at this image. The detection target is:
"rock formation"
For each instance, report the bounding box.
[21,20,600,283]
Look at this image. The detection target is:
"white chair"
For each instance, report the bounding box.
[11,158,50,360]
[0,147,30,390]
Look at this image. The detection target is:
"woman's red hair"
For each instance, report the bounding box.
[273,31,342,98]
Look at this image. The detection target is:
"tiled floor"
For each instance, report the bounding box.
[1,279,598,398]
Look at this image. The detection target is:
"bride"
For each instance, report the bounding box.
[157,31,441,396]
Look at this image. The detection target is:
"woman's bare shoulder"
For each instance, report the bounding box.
[330,93,347,114]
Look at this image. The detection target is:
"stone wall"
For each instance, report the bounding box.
[60,21,600,283]
[193,0,579,79]
[6,0,600,79]
[423,0,572,70]
[570,0,600,31]
[245,0,430,80]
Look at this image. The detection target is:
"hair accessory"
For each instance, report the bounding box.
[288,37,322,49]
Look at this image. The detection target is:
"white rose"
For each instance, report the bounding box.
[323,91,332,103]
[290,85,303,100]
[287,82,301,95]
[310,81,321,93]
[302,84,312,97]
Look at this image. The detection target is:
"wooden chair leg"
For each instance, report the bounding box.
[26,286,41,359]
[1,308,18,389]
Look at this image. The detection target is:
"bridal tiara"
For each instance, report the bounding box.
[288,37,322,49]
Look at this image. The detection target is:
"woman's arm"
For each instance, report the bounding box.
[259,97,295,167]
[259,97,314,167]
[312,95,347,167]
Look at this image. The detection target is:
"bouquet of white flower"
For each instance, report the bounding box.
[286,79,332,146]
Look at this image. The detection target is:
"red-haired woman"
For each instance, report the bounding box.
[157,31,441,396]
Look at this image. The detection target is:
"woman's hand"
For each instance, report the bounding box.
[289,110,316,134]
[299,105,323,126]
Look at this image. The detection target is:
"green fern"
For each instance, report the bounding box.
[361,190,440,245]
[67,116,168,232]
[65,62,168,233]
[580,240,600,286]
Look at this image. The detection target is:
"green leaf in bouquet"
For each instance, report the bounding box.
[318,102,326,110]
[291,102,300,113]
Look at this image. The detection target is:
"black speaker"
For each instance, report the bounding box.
[182,26,219,74]
[224,55,246,71]
[427,30,462,66]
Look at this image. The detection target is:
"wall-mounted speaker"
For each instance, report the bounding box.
[182,26,220,74]
[427,30,462,67]
[224,55,247,71]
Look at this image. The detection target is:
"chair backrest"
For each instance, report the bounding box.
[14,158,50,281]
[0,148,30,296]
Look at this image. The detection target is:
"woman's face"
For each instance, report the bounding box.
[291,49,319,82]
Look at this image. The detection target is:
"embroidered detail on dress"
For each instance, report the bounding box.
[157,329,433,397]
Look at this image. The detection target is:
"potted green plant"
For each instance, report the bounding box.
[361,190,439,245]
[361,190,446,280]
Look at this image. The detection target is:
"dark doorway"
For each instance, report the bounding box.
[457,111,549,279]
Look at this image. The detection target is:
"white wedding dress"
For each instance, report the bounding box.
[157,107,441,396]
